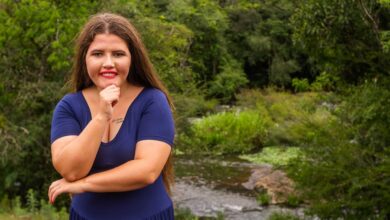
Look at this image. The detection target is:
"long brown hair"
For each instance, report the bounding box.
[70,13,174,194]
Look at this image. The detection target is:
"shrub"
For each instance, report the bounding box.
[292,78,310,92]
[288,79,390,219]
[174,208,200,220]
[310,72,341,92]
[0,191,68,219]
[177,109,271,154]
[208,58,249,104]
[256,192,271,206]
[236,89,335,147]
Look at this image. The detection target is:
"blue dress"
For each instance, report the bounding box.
[51,87,175,220]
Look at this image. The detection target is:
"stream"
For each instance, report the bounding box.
[171,155,305,220]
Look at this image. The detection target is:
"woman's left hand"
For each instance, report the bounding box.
[48,178,85,204]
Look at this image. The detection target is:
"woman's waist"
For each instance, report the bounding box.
[71,176,170,210]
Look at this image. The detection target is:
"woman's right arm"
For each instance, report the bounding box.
[51,85,119,182]
[51,115,107,182]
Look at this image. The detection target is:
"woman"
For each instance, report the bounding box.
[48,13,175,220]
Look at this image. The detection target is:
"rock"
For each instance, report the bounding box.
[242,164,273,190]
[242,165,295,204]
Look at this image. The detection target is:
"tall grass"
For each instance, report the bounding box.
[0,190,68,220]
[177,88,335,155]
[178,109,271,154]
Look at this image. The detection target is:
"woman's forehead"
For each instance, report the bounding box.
[88,33,129,51]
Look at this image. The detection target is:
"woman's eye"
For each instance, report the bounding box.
[92,52,103,57]
[113,53,125,57]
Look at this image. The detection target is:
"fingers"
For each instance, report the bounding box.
[97,85,120,120]
[48,180,60,200]
[100,85,120,103]
[48,179,66,204]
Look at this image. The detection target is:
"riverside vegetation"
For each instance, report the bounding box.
[1,0,390,219]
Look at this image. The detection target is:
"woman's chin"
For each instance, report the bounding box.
[97,81,119,89]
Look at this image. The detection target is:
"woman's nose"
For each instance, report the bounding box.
[102,55,114,68]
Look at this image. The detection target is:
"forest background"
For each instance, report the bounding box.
[0,0,389,219]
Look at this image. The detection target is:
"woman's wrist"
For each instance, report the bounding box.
[95,113,111,123]
[79,177,89,193]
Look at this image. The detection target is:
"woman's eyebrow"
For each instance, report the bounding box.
[89,49,103,53]
[88,49,127,53]
[112,49,127,53]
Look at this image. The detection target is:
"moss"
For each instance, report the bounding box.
[240,147,301,167]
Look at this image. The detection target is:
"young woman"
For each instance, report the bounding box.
[48,13,175,219]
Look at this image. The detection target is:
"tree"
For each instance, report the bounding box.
[291,0,390,83]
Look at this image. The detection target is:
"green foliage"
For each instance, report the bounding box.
[292,0,390,82]
[0,0,99,204]
[26,189,38,214]
[291,78,310,92]
[237,88,335,147]
[344,79,390,150]
[174,208,198,220]
[269,57,300,87]
[224,0,306,87]
[174,207,224,220]
[256,192,270,206]
[0,190,68,219]
[240,147,301,167]
[134,17,196,94]
[166,0,230,81]
[288,79,390,219]
[310,72,341,92]
[267,212,301,220]
[285,195,303,208]
[293,72,341,93]
[208,58,248,103]
[178,110,271,154]
[11,196,27,217]
[171,91,218,135]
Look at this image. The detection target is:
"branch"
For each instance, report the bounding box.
[358,0,382,46]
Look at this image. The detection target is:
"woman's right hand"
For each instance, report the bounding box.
[96,84,120,121]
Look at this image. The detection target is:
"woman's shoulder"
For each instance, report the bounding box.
[55,91,83,110]
[141,87,168,101]
[59,91,81,103]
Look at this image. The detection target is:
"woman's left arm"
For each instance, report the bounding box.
[48,139,171,204]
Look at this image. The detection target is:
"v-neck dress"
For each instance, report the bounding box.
[50,87,175,220]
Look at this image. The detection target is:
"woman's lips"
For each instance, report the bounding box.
[100,72,117,79]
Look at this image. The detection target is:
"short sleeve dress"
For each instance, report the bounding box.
[50,87,175,220]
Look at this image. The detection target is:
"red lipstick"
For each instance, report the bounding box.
[100,71,118,79]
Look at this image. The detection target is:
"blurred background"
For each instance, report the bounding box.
[0,0,389,219]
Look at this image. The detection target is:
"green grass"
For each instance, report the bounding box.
[0,213,68,220]
[267,212,301,220]
[256,192,271,206]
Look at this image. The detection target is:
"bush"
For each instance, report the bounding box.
[208,58,249,103]
[288,79,390,219]
[171,92,218,134]
[237,89,334,147]
[0,190,68,220]
[237,89,338,150]
[256,192,271,206]
[291,78,310,92]
[177,109,271,154]
[310,72,341,92]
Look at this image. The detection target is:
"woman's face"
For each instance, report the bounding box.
[86,33,131,90]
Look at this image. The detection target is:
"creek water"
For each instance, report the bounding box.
[171,155,304,220]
